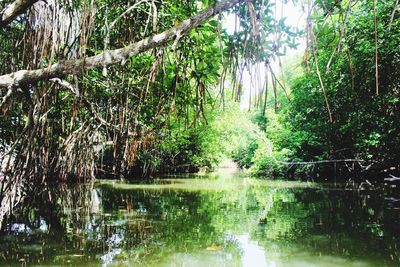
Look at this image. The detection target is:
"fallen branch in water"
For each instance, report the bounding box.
[279,159,367,165]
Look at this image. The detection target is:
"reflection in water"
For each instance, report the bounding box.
[236,234,269,267]
[90,189,102,214]
[0,174,399,266]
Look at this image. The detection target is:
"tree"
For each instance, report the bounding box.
[282,0,400,176]
[0,0,297,228]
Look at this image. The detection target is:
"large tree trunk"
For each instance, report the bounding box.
[0,0,39,28]
[0,0,242,90]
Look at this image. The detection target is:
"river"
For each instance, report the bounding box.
[0,171,399,266]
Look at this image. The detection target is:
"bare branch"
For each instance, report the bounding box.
[0,0,39,28]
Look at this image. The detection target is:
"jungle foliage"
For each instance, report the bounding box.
[0,0,300,227]
[0,0,399,228]
[243,0,400,179]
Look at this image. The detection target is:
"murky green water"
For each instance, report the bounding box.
[1,172,399,266]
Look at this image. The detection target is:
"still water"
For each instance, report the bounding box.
[0,172,399,266]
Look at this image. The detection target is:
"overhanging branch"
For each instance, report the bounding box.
[0,0,39,28]
[0,0,243,90]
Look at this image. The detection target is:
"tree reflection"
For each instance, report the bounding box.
[0,176,399,266]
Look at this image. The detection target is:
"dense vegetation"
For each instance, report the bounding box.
[231,0,400,180]
[284,0,399,175]
[0,0,300,226]
[0,0,399,228]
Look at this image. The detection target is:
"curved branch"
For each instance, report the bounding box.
[0,0,39,28]
[0,0,242,90]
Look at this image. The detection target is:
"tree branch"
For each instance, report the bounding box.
[0,0,243,89]
[0,0,39,28]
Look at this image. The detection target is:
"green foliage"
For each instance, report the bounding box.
[120,0,400,178]
[232,139,259,168]
[274,0,400,170]
[218,106,293,178]
[156,124,223,172]
[2,0,398,181]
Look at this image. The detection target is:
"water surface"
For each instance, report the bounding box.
[0,172,399,266]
